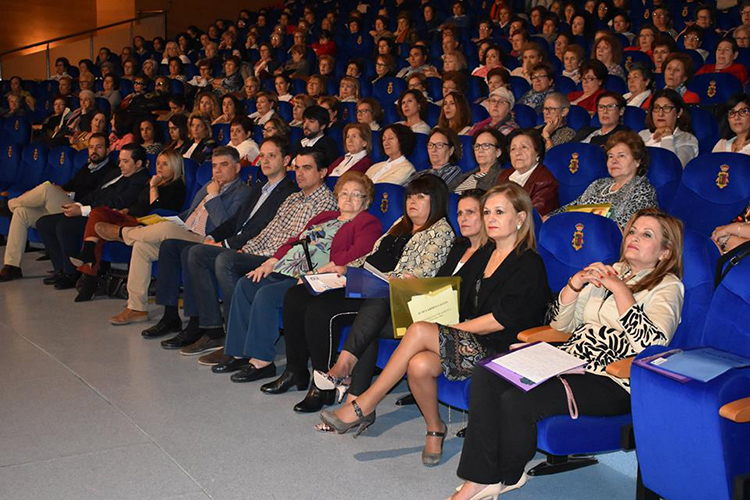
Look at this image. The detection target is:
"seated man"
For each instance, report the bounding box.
[290,105,340,170]
[159,147,337,358]
[0,133,116,282]
[98,146,252,325]
[142,136,297,339]
[35,144,151,288]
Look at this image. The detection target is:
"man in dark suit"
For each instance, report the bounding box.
[142,136,297,339]
[290,105,339,170]
[35,143,150,289]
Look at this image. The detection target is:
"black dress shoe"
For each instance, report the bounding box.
[230,363,277,383]
[74,274,99,302]
[212,357,250,373]
[142,319,183,338]
[160,330,202,350]
[260,369,310,394]
[0,265,22,282]
[395,393,417,406]
[54,273,80,290]
[293,385,336,413]
[43,271,63,285]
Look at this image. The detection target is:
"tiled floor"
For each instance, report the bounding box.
[0,254,638,499]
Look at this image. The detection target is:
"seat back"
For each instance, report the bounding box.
[17,143,48,192]
[212,124,231,146]
[372,77,406,103]
[623,106,647,131]
[46,146,76,186]
[565,105,591,131]
[544,143,608,205]
[339,101,357,124]
[509,76,530,101]
[277,101,293,122]
[407,133,429,171]
[668,153,750,236]
[367,183,405,230]
[457,135,478,172]
[646,147,682,208]
[689,106,720,153]
[0,141,22,188]
[538,212,622,292]
[512,104,537,128]
[701,256,750,357]
[687,73,743,106]
[3,116,31,144]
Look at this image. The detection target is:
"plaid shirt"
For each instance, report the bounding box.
[241,184,337,256]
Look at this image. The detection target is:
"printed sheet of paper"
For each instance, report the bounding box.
[301,273,347,294]
[363,261,389,282]
[489,342,585,385]
[137,214,189,230]
[406,285,460,326]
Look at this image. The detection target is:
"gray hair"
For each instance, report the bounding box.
[212,145,241,163]
[79,90,96,100]
[545,92,570,108]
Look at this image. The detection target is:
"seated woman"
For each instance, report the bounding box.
[318,184,551,453]
[696,37,748,86]
[136,117,164,155]
[561,43,583,84]
[356,98,384,132]
[167,56,187,84]
[567,59,607,115]
[495,128,559,216]
[290,94,315,128]
[548,130,659,229]
[366,123,417,185]
[662,53,700,105]
[248,91,278,126]
[537,93,576,149]
[264,176,455,411]
[69,150,187,301]
[469,87,518,137]
[712,201,750,254]
[70,111,108,152]
[276,44,310,78]
[510,42,545,84]
[328,123,374,176]
[38,95,72,144]
[163,114,191,155]
[623,62,653,110]
[713,93,750,155]
[183,112,217,164]
[108,111,136,151]
[228,117,260,165]
[408,127,463,186]
[215,172,383,381]
[450,208,684,500]
[471,44,503,79]
[212,55,243,95]
[453,129,508,193]
[96,74,122,109]
[396,89,431,135]
[253,42,279,79]
[639,89,699,168]
[593,33,625,79]
[572,91,629,146]
[212,94,242,125]
[518,62,556,113]
[338,76,360,103]
[438,91,472,136]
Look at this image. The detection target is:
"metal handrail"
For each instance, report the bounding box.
[0,11,167,58]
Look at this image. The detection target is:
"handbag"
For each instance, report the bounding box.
[714,240,750,288]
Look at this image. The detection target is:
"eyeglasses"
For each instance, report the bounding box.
[598,103,620,111]
[653,104,676,114]
[134,81,146,86]
[487,98,506,105]
[473,143,497,151]
[530,74,549,81]
[685,35,701,41]
[338,191,367,200]
[728,107,750,118]
[543,106,563,113]
[356,109,372,115]
[582,76,599,83]
[427,142,450,150]
[263,126,277,134]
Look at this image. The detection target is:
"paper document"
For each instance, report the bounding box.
[137,214,189,230]
[363,262,389,282]
[564,203,613,218]
[407,285,460,325]
[301,273,346,295]
[656,348,750,382]
[481,342,586,391]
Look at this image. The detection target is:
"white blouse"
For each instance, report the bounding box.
[713,137,750,155]
[639,128,699,167]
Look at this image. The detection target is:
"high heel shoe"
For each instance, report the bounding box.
[451,474,528,500]
[319,400,375,438]
[313,369,350,403]
[421,422,447,467]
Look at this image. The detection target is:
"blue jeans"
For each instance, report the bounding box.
[224,273,297,362]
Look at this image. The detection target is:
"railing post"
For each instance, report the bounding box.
[45,44,50,80]
[0,61,3,81]
[90,34,94,60]
[130,21,134,46]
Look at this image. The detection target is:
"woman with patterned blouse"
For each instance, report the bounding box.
[547,131,659,229]
[450,208,684,500]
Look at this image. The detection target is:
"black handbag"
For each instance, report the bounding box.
[715,240,750,288]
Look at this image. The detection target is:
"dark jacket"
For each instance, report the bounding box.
[450,162,507,192]
[79,168,150,209]
[128,179,186,218]
[62,158,118,202]
[326,155,374,176]
[209,176,298,249]
[495,164,560,216]
[179,178,252,235]
[186,138,217,164]
[291,135,339,170]
[572,124,630,147]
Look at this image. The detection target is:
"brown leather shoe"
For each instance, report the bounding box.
[95,222,124,242]
[0,265,22,282]
[180,335,224,356]
[198,348,231,366]
[109,308,149,325]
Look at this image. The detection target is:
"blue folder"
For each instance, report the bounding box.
[344,267,390,299]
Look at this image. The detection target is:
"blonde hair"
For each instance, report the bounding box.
[482,183,536,253]
[188,112,213,140]
[157,149,185,182]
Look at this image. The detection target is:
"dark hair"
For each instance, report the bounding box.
[596,90,626,110]
[358,97,384,124]
[296,146,326,171]
[389,175,450,235]
[262,135,291,157]
[662,52,694,79]
[442,71,468,93]
[507,128,546,164]
[653,34,677,52]
[428,127,462,164]
[472,127,508,165]
[121,143,147,167]
[303,105,330,129]
[605,130,649,176]
[646,89,692,134]
[531,61,555,80]
[580,59,608,82]
[628,62,654,89]
[167,56,184,74]
[438,91,471,134]
[409,44,429,59]
[382,123,416,157]
[221,94,243,117]
[167,114,189,144]
[230,116,253,134]
[717,36,739,54]
[55,57,70,69]
[212,145,241,163]
[594,33,623,64]
[683,24,704,41]
[695,3,714,24]
[168,94,186,108]
[136,117,163,144]
[397,89,429,121]
[719,93,750,140]
[89,132,110,149]
[112,111,134,138]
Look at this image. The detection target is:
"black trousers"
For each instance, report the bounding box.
[35,214,88,275]
[457,365,631,486]
[155,238,198,307]
[282,287,394,396]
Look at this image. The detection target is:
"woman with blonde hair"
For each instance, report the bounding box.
[184,112,216,163]
[193,91,220,122]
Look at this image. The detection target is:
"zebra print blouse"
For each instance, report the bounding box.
[549,262,685,392]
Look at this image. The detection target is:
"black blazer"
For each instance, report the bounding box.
[459,243,551,354]
[291,135,339,170]
[79,168,150,210]
[62,158,118,202]
[572,124,630,147]
[186,138,217,164]
[208,176,298,249]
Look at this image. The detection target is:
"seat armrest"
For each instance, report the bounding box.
[606,357,634,379]
[719,397,750,423]
[517,325,571,343]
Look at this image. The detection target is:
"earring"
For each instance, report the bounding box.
[516,224,522,230]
